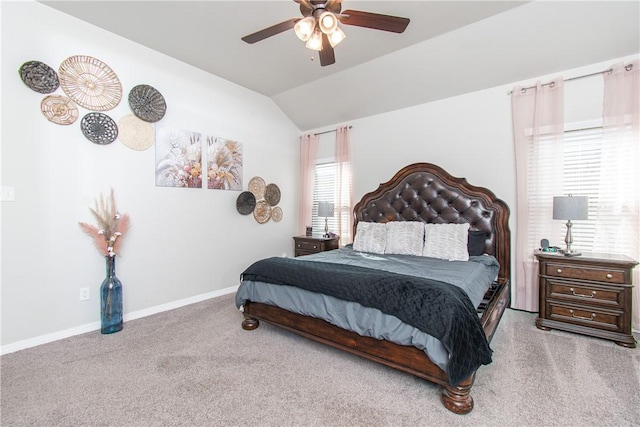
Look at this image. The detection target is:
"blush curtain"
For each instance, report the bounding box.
[598,60,639,330]
[335,126,353,244]
[511,79,565,312]
[299,133,319,235]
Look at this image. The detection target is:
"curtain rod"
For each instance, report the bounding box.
[313,125,352,136]
[507,63,634,95]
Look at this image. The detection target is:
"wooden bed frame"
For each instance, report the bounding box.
[241,162,511,414]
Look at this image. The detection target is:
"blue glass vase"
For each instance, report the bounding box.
[100,256,123,334]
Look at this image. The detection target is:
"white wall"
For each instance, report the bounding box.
[1,1,299,351]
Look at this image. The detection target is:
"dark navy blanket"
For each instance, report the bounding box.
[241,257,492,385]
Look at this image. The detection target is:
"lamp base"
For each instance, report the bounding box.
[561,250,582,257]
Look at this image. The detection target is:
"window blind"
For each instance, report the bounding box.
[312,161,351,242]
[527,125,634,255]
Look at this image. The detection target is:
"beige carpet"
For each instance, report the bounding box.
[1,294,639,426]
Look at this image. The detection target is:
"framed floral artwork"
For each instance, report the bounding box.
[206,136,242,190]
[155,127,202,188]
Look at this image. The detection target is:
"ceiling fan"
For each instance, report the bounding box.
[241,0,410,67]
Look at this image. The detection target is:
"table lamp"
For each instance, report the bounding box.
[553,195,588,256]
[318,202,334,238]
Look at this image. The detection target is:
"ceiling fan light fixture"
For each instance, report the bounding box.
[305,29,323,51]
[328,26,346,47]
[294,16,316,42]
[318,11,338,34]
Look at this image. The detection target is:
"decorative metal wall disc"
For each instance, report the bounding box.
[271,206,283,222]
[58,55,122,111]
[253,200,271,224]
[248,176,266,199]
[236,191,257,215]
[40,95,78,125]
[81,113,118,145]
[264,183,281,206]
[128,84,167,122]
[117,114,154,151]
[19,61,59,94]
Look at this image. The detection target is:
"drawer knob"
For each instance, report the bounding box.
[569,309,596,321]
[556,268,563,274]
[569,288,596,298]
[606,273,613,279]
[313,245,318,249]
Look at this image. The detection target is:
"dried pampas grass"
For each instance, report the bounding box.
[79,190,130,257]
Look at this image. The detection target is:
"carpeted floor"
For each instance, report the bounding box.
[1,293,639,426]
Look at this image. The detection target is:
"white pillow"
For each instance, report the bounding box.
[423,223,470,261]
[353,222,387,254]
[384,222,425,256]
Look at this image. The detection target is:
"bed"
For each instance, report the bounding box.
[236,162,511,414]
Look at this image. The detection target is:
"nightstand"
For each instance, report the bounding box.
[293,235,340,257]
[535,251,638,347]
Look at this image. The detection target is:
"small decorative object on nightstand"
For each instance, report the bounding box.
[535,251,638,347]
[293,235,339,257]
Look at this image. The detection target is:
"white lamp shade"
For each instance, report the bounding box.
[318,202,334,218]
[305,30,323,51]
[553,196,588,220]
[328,27,346,47]
[294,17,315,41]
[318,11,338,34]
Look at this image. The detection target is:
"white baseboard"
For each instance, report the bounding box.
[0,285,238,356]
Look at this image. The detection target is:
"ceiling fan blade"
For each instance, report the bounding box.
[339,9,410,33]
[241,18,300,44]
[319,33,335,66]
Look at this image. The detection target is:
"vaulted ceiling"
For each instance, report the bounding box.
[41,1,640,131]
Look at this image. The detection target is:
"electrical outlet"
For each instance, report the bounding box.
[79,287,90,301]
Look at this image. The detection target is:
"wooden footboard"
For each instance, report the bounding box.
[242,277,510,414]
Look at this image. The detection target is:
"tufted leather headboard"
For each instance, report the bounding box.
[353,163,511,281]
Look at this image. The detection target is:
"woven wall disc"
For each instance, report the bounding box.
[58,55,122,111]
[264,183,281,206]
[117,114,154,151]
[19,61,59,94]
[253,200,271,224]
[128,84,167,122]
[248,176,266,199]
[271,206,283,222]
[40,95,78,125]
[236,191,257,215]
[81,112,118,145]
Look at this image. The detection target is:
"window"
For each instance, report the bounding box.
[527,123,633,255]
[312,160,351,242]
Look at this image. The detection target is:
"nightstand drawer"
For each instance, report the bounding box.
[547,280,623,308]
[544,263,625,284]
[547,302,623,332]
[295,240,322,251]
[293,236,340,257]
